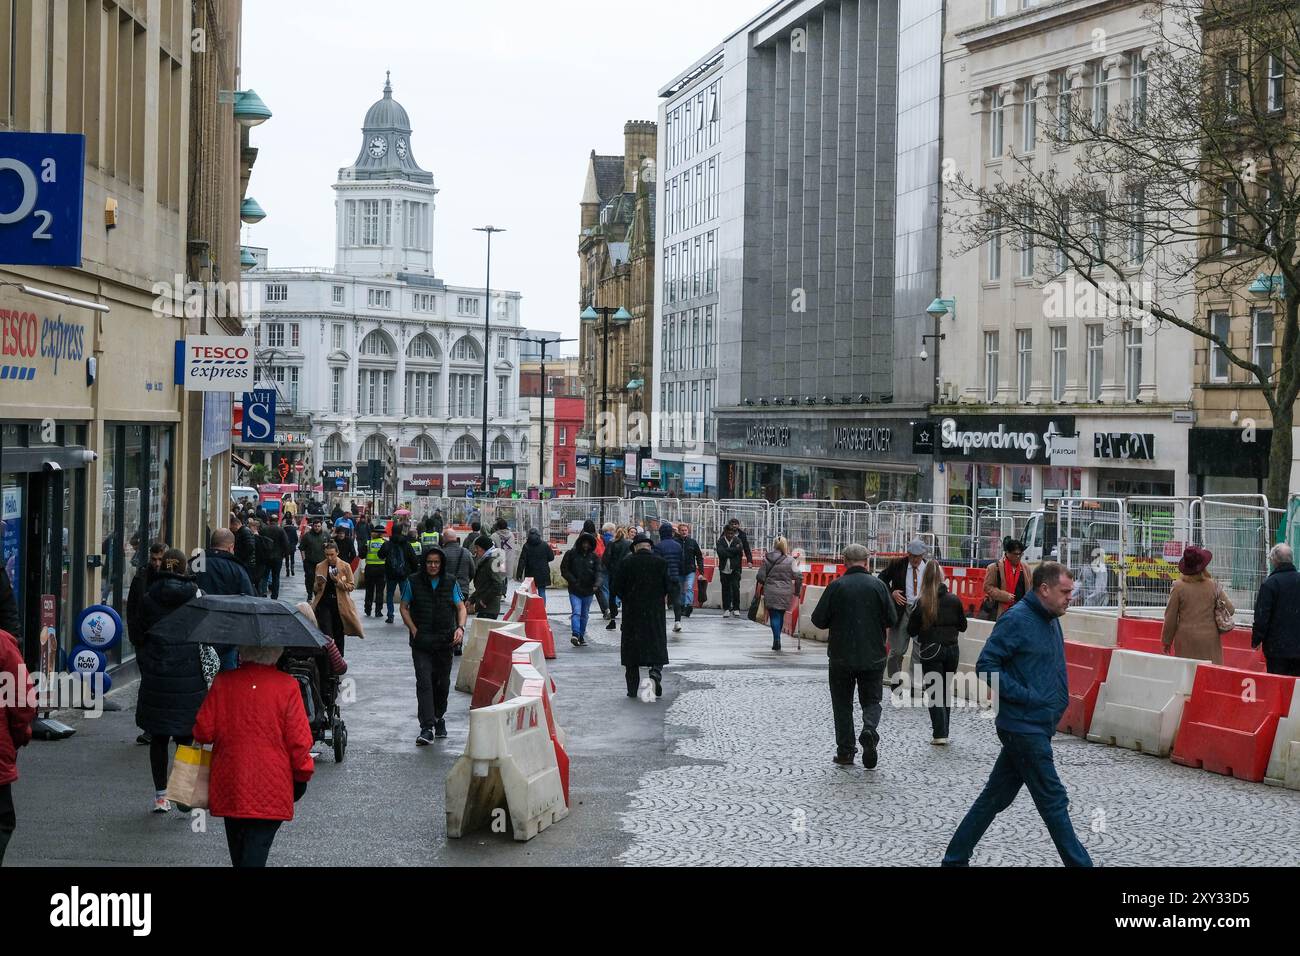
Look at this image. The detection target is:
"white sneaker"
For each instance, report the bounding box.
[152,796,171,814]
[931,737,950,746]
[673,622,682,632]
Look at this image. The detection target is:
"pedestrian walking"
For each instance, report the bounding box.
[298,517,328,598]
[726,518,754,566]
[676,523,705,619]
[611,533,673,699]
[596,522,616,619]
[191,644,314,868]
[755,536,801,651]
[562,532,600,646]
[1252,543,1300,676]
[126,542,166,647]
[135,549,207,814]
[715,524,745,618]
[516,528,555,601]
[878,539,933,684]
[602,527,632,630]
[0,624,34,865]
[439,530,475,592]
[493,517,515,579]
[332,523,358,567]
[282,517,299,579]
[468,534,505,619]
[907,561,967,745]
[981,537,1028,621]
[809,544,896,768]
[654,523,686,633]
[362,526,388,619]
[419,517,441,553]
[1161,545,1233,663]
[942,561,1091,866]
[259,514,289,600]
[582,520,609,619]
[194,529,255,672]
[400,547,467,743]
[311,540,365,657]
[379,524,419,624]
[231,512,258,583]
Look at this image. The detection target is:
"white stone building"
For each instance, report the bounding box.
[243,77,529,505]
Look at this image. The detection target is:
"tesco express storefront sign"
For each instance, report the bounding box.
[182,336,253,392]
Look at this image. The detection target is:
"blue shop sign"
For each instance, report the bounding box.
[0,132,86,267]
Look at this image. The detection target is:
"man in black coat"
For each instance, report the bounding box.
[516,528,556,600]
[231,512,258,580]
[1253,543,1300,675]
[259,514,289,599]
[676,523,706,619]
[716,526,746,618]
[195,528,255,671]
[468,535,505,619]
[611,534,673,698]
[561,532,600,647]
[811,544,899,769]
[725,518,753,565]
[380,526,421,624]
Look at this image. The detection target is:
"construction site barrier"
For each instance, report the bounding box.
[1265,681,1300,790]
[445,695,568,841]
[471,628,537,709]
[1086,650,1201,757]
[504,659,569,806]
[943,565,987,616]
[1115,618,1165,655]
[1058,642,1113,738]
[953,618,995,704]
[456,619,527,694]
[522,592,556,659]
[1171,666,1298,782]
[797,585,829,643]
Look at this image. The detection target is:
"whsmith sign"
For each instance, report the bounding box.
[934,416,1076,465]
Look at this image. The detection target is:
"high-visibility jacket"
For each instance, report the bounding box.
[365,536,386,566]
[420,531,440,550]
[410,538,422,556]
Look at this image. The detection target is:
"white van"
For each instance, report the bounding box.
[230,486,258,506]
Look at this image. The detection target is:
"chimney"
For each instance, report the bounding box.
[623,120,657,193]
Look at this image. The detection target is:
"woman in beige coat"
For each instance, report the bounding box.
[312,540,365,656]
[1161,545,1233,663]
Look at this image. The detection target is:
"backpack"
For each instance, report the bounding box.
[386,539,411,577]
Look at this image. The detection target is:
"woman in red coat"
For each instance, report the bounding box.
[192,644,314,867]
[0,628,35,866]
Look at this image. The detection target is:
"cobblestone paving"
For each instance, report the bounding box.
[619,663,1300,867]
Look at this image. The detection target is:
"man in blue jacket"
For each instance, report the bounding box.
[942,561,1092,867]
[194,528,255,671]
[653,523,685,633]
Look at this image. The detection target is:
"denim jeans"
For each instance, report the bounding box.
[385,578,402,619]
[769,609,785,646]
[682,572,696,611]
[943,729,1093,867]
[569,593,593,638]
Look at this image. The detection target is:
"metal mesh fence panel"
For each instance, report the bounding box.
[774,504,856,562]
[1120,498,1196,611]
[875,502,974,564]
[544,498,621,541]
[1055,498,1126,610]
[713,500,772,549]
[973,507,1036,567]
[1197,496,1271,612]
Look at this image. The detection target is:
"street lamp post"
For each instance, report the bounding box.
[580,305,631,519]
[474,225,506,497]
[513,334,574,495]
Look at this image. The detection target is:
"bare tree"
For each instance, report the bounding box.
[944,0,1300,508]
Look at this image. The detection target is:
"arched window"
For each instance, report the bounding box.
[491,435,512,461]
[322,433,345,462]
[407,334,438,360]
[359,330,394,357]
[358,434,386,462]
[451,435,479,462]
[451,335,481,362]
[413,434,440,463]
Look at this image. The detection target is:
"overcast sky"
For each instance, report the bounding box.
[241,0,761,353]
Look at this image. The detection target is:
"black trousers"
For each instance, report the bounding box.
[920,645,960,739]
[265,564,281,600]
[223,817,283,867]
[284,551,296,576]
[625,665,662,695]
[412,646,453,730]
[363,572,385,615]
[720,572,741,612]
[150,734,193,792]
[0,783,14,866]
[1266,656,1300,676]
[829,665,885,756]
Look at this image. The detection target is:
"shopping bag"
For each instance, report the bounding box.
[748,594,767,624]
[166,744,211,810]
[697,577,709,605]
[354,565,365,588]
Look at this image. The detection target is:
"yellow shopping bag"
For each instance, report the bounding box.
[166,744,212,810]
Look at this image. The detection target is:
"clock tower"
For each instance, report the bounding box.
[333,72,438,277]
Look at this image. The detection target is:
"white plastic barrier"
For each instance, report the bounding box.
[797,585,828,643]
[952,618,994,703]
[505,580,533,623]
[738,567,759,613]
[504,657,566,750]
[1061,610,1120,648]
[455,619,527,694]
[445,695,568,842]
[1265,681,1300,789]
[1085,649,1201,757]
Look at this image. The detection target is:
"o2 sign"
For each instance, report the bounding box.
[0,132,85,267]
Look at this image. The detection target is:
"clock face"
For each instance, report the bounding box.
[396,137,408,159]
[368,135,387,158]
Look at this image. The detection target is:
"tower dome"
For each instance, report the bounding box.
[345,72,432,184]
[363,72,411,131]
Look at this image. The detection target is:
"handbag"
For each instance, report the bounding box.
[698,577,709,604]
[166,743,211,810]
[747,593,766,623]
[355,565,366,588]
[199,645,220,688]
[1213,585,1235,634]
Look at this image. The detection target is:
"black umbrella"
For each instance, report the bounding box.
[148,594,330,649]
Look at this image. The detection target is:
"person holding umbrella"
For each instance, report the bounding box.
[312,540,365,657]
[611,532,674,699]
[135,549,207,814]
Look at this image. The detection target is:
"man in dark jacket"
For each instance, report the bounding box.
[259,514,289,599]
[943,562,1092,867]
[126,542,167,743]
[602,532,633,630]
[1253,543,1300,675]
[676,524,706,619]
[195,529,255,671]
[611,533,673,698]
[380,526,420,624]
[715,526,745,619]
[439,531,475,593]
[653,523,685,632]
[516,528,556,600]
[399,547,467,743]
[879,540,933,687]
[468,535,506,619]
[725,518,753,565]
[298,516,328,598]
[283,517,299,578]
[231,513,258,582]
[811,544,898,769]
[561,532,600,647]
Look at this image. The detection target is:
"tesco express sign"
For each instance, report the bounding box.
[183,335,254,392]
